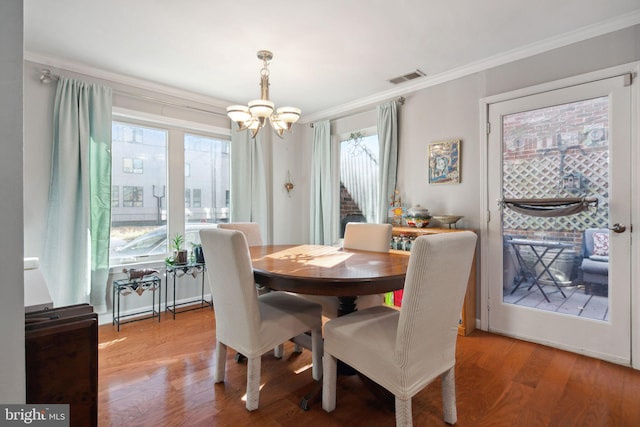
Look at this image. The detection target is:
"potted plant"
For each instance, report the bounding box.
[171,234,188,265]
[191,242,205,264]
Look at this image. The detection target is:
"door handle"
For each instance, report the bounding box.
[608,223,626,233]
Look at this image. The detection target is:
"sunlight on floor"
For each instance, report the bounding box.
[241,383,265,403]
[98,336,127,349]
[294,363,313,375]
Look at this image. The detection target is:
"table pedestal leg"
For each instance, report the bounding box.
[337,296,356,317]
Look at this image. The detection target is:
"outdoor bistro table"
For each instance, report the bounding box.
[508,239,574,302]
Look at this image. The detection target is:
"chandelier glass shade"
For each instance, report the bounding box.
[227,50,301,138]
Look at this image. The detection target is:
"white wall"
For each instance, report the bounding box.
[1,0,25,403]
[23,62,55,260]
[397,75,483,231]
[271,127,307,244]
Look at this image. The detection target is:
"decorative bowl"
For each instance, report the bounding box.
[406,218,429,228]
[405,204,431,227]
[432,215,463,226]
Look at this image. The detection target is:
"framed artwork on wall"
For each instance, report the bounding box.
[428,139,460,184]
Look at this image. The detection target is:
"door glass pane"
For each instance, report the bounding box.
[110,122,168,264]
[501,96,610,320]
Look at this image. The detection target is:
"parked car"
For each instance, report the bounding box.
[110,223,218,264]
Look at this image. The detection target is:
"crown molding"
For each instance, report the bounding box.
[24,52,233,110]
[300,10,640,124]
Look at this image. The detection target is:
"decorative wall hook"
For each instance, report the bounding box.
[284,170,295,196]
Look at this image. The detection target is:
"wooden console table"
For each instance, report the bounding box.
[392,226,477,336]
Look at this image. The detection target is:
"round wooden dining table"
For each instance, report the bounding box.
[250,244,410,315]
[250,244,410,410]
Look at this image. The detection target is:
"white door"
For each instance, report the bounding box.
[487,74,632,365]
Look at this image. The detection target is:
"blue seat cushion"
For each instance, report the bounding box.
[581,258,608,276]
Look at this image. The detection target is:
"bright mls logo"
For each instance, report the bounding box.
[0,405,69,426]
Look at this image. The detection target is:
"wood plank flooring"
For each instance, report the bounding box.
[98,308,640,426]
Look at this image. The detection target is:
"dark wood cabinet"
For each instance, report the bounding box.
[25,304,98,427]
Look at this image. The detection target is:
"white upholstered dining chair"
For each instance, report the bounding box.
[218,221,300,357]
[322,231,477,426]
[217,222,270,297]
[305,222,393,318]
[344,222,393,310]
[217,222,263,246]
[199,228,323,411]
[343,222,393,253]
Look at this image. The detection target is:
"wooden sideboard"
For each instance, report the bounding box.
[25,304,98,427]
[391,226,477,336]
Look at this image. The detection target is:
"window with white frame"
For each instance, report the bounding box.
[109,119,230,265]
[185,133,230,225]
[338,129,379,238]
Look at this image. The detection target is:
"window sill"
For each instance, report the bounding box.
[109,258,167,274]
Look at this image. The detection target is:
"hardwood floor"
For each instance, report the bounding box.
[98,308,640,426]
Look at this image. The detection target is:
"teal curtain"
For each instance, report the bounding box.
[41,77,112,308]
[310,120,334,244]
[229,122,269,242]
[377,101,398,224]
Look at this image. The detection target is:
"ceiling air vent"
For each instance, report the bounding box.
[388,69,426,84]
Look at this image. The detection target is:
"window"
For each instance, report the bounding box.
[123,157,143,173]
[185,133,230,225]
[185,188,191,208]
[113,123,143,143]
[192,189,202,208]
[111,121,167,263]
[338,130,379,238]
[111,186,119,208]
[123,186,144,207]
[110,119,230,265]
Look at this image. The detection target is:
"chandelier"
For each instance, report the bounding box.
[227,50,301,139]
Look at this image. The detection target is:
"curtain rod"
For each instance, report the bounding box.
[38,68,229,118]
[309,96,405,128]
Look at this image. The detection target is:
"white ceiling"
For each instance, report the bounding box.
[24,1,640,121]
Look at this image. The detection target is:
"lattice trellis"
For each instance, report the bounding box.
[503,150,609,234]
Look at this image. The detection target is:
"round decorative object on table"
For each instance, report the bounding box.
[432,215,463,229]
[405,205,431,228]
